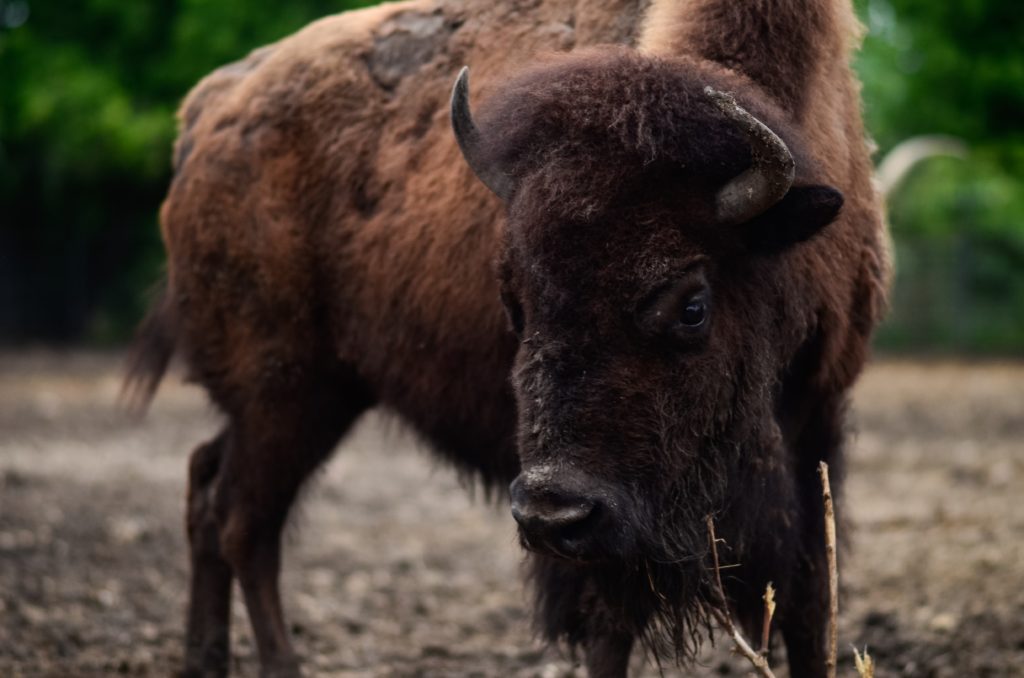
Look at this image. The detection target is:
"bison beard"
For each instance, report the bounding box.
[531,368,795,664]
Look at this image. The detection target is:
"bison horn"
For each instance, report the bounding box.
[705,86,795,225]
[450,67,514,201]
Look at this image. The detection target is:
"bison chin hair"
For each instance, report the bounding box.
[527,441,736,665]
[528,512,715,665]
[526,347,779,663]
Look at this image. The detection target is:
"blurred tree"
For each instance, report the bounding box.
[0,0,370,343]
[855,0,1024,352]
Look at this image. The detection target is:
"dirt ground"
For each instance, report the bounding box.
[1,352,1022,677]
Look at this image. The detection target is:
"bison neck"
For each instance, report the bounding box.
[639,0,862,115]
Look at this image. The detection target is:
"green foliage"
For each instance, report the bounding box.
[855,0,1024,353]
[0,0,369,342]
[856,0,1023,149]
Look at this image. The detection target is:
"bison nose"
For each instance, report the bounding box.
[509,475,602,559]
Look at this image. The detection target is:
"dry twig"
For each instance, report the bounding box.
[760,582,776,655]
[819,462,839,678]
[705,516,777,678]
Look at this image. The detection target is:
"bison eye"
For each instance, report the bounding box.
[635,273,711,346]
[500,288,525,339]
[678,295,708,328]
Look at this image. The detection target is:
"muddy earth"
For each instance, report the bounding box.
[1,352,1022,677]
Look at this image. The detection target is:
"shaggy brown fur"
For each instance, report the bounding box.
[126,0,888,676]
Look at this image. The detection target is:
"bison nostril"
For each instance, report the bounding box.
[509,483,602,558]
[550,503,600,544]
[511,501,595,532]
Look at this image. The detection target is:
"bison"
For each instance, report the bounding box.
[126,0,889,676]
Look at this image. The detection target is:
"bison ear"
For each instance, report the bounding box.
[743,185,844,252]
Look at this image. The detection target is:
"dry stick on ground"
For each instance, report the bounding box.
[760,582,776,655]
[819,461,840,678]
[705,515,777,678]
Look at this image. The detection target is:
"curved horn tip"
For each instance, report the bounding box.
[703,87,750,124]
[703,86,734,107]
[452,66,470,105]
[449,66,472,137]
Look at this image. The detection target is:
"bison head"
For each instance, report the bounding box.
[452,49,843,651]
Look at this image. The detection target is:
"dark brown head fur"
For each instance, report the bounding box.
[458,47,851,655]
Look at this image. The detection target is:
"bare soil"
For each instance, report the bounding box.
[1,352,1022,677]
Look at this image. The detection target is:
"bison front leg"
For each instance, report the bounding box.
[583,631,634,678]
[779,551,830,678]
[779,392,847,678]
[529,557,634,677]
